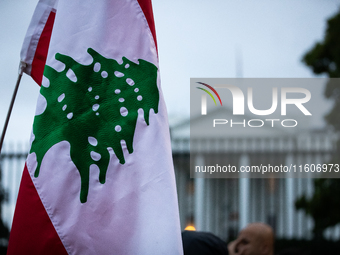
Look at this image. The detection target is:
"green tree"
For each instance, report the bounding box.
[295,8,340,240]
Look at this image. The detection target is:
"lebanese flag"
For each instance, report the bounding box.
[7,0,183,254]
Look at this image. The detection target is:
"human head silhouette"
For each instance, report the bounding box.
[228,222,274,255]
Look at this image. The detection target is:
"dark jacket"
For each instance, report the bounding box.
[182,231,229,255]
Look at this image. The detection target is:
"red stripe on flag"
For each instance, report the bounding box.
[31,10,56,86]
[7,164,67,255]
[137,0,158,52]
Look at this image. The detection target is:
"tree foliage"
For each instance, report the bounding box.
[303,9,340,130]
[295,9,340,240]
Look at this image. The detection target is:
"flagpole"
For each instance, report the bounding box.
[0,62,25,154]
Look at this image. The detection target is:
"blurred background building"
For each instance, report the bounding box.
[171,107,339,241]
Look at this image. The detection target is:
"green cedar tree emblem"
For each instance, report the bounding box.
[30,48,159,203]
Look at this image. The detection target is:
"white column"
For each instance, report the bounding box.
[306,177,314,239]
[205,179,212,232]
[194,155,205,231]
[277,179,285,238]
[285,154,294,239]
[239,154,250,231]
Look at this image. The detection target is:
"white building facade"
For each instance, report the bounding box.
[171,109,339,241]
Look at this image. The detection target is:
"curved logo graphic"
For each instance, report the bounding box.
[196,82,222,106]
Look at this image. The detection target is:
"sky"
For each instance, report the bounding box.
[0,0,339,146]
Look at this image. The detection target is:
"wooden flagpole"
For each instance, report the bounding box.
[0,63,25,154]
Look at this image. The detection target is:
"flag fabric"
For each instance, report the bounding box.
[20,0,57,85]
[7,0,183,254]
